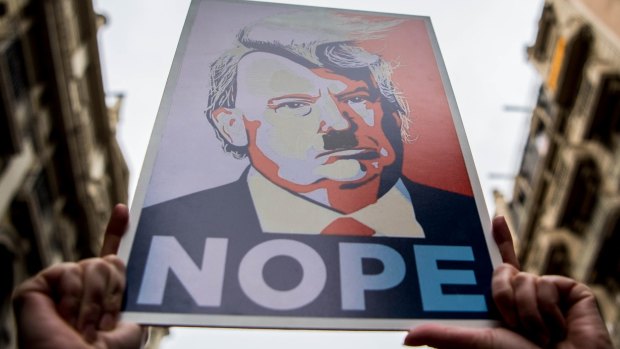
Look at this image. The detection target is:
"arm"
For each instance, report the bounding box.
[12,204,143,349]
[404,216,614,349]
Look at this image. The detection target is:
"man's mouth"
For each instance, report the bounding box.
[317,148,379,164]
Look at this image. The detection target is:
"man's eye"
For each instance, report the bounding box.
[279,102,307,109]
[274,101,312,117]
[346,96,369,104]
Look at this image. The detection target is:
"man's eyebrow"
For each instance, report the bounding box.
[336,87,376,100]
[267,94,320,106]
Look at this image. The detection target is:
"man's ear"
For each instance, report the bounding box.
[211,107,248,146]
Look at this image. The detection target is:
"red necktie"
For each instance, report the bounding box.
[321,217,375,236]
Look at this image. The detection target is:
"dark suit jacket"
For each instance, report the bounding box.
[135,169,482,243]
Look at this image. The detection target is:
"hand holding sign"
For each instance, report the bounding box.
[404,216,614,349]
[12,204,144,349]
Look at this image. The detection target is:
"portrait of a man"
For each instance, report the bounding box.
[123,0,493,325]
[136,8,481,239]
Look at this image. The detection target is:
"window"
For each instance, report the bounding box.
[532,5,557,60]
[559,159,599,235]
[74,0,93,43]
[592,219,620,291]
[544,242,570,276]
[10,168,56,273]
[520,122,549,182]
[5,39,29,100]
[552,27,593,108]
[536,85,553,118]
[574,75,594,117]
[587,75,620,148]
[33,170,53,220]
[0,38,29,157]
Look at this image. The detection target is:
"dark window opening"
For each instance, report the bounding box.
[536,85,556,121]
[34,170,53,220]
[587,75,620,148]
[11,199,44,275]
[5,39,29,101]
[0,39,28,157]
[559,159,599,235]
[533,5,557,60]
[516,190,527,206]
[0,88,18,157]
[544,242,570,276]
[520,121,549,182]
[556,27,592,108]
[0,3,8,17]
[592,221,620,291]
[574,76,593,117]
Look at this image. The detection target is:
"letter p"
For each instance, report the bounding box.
[339,243,405,311]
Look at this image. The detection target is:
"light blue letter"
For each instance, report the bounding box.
[339,243,405,310]
[138,236,228,306]
[414,245,486,312]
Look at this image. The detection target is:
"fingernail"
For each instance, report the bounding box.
[99,313,115,331]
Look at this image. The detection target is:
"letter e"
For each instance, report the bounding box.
[414,245,486,312]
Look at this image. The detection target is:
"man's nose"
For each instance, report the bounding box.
[317,97,351,132]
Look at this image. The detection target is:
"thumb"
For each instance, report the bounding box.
[100,204,129,256]
[404,324,538,349]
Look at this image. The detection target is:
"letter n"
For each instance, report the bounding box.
[137,236,228,306]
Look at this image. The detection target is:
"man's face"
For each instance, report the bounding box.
[234,52,398,195]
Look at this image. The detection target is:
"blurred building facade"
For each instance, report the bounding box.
[0,0,128,347]
[494,0,620,345]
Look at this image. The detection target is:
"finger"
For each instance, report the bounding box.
[56,265,84,327]
[536,276,566,342]
[101,204,129,257]
[513,272,548,345]
[404,323,538,349]
[99,255,127,331]
[77,259,115,342]
[491,263,519,328]
[13,263,68,299]
[101,322,146,349]
[492,216,519,269]
[542,275,592,304]
[12,263,75,315]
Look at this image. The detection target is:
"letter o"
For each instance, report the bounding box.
[238,239,327,310]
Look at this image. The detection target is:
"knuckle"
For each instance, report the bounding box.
[104,255,126,273]
[82,302,103,321]
[493,263,515,276]
[104,294,123,312]
[492,283,513,303]
[62,263,83,279]
[512,271,534,287]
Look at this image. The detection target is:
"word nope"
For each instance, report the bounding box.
[136,237,487,312]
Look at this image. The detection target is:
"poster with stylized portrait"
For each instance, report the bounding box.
[119,0,503,329]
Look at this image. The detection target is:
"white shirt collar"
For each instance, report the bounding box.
[247,169,425,238]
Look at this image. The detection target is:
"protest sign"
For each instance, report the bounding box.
[119,0,502,329]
